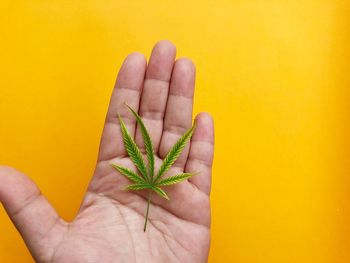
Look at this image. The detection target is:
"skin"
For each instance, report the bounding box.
[0,41,214,263]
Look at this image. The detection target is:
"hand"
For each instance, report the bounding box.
[0,41,214,263]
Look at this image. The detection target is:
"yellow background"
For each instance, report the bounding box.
[1,1,349,262]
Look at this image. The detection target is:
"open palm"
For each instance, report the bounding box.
[0,41,214,263]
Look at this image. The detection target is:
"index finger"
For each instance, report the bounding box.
[98,52,147,162]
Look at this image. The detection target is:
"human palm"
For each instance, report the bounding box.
[0,41,214,263]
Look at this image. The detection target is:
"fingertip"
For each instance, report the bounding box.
[195,112,214,127]
[195,112,214,122]
[153,40,177,55]
[175,57,196,72]
[125,52,147,63]
[170,58,196,98]
[115,52,147,92]
[147,40,177,81]
[0,166,34,192]
[122,52,147,70]
[193,112,214,144]
[0,166,40,216]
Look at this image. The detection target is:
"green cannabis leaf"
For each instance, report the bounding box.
[111,104,196,231]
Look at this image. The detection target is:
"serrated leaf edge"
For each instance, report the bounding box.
[156,173,194,186]
[118,114,148,180]
[125,104,155,182]
[154,124,196,183]
[111,163,146,184]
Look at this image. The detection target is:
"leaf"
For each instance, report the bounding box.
[154,124,196,183]
[156,173,193,186]
[113,105,200,231]
[111,164,146,184]
[126,104,155,182]
[151,186,169,200]
[125,184,151,191]
[118,115,148,180]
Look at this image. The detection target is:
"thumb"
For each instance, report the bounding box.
[0,166,67,261]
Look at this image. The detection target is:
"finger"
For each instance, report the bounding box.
[185,113,214,195]
[98,53,147,161]
[159,58,195,167]
[135,40,176,153]
[0,166,66,261]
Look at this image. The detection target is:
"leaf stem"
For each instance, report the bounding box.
[144,190,152,232]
